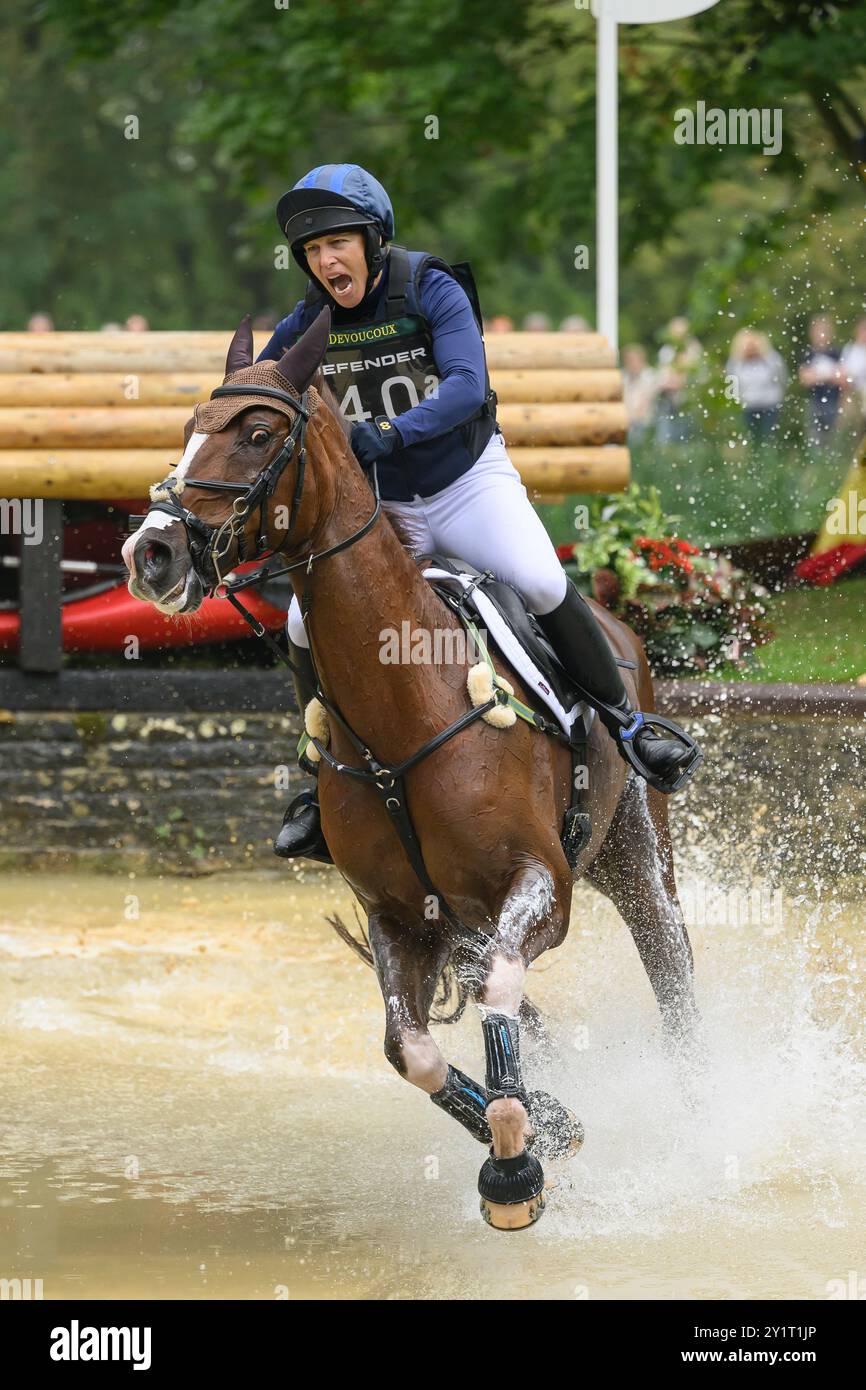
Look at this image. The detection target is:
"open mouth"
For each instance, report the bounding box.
[328,273,353,298]
[150,569,201,615]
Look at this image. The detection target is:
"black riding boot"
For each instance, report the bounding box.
[536,578,700,792]
[273,642,333,863]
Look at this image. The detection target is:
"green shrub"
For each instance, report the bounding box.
[556,485,773,675]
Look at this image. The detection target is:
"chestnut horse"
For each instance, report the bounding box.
[123,309,699,1229]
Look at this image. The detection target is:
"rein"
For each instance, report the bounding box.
[135,377,564,946]
[141,382,316,592]
[138,379,384,592]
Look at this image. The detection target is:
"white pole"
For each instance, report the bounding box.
[593,0,722,352]
[596,6,619,353]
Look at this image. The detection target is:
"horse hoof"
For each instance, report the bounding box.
[525,1091,585,1161]
[478,1149,546,1231]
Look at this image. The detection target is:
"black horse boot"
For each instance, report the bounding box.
[536,578,702,793]
[273,641,333,863]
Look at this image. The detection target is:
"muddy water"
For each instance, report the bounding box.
[1,850,864,1301]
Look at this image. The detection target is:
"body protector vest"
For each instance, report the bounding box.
[287,245,499,501]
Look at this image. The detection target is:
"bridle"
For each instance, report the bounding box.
[136,380,381,593]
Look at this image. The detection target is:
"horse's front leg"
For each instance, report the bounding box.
[473,947,550,1230]
[471,864,582,1230]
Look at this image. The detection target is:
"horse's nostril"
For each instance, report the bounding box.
[135,536,172,581]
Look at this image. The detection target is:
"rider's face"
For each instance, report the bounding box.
[303,231,374,309]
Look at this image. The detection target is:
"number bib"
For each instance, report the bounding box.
[319,314,440,425]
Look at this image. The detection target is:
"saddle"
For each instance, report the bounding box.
[420,554,612,870]
[419,552,590,733]
[253,552,602,741]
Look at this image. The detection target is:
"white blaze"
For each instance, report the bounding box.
[121,431,210,572]
[173,430,209,482]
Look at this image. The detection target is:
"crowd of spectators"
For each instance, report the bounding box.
[622,313,866,448]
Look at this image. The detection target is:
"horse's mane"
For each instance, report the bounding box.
[313,372,352,441]
[312,370,421,559]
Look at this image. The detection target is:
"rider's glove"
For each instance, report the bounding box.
[350,415,403,471]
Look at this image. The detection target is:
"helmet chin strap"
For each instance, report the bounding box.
[361,226,387,297]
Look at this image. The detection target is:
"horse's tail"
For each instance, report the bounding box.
[430,960,469,1025]
[325,909,468,1025]
[326,909,375,968]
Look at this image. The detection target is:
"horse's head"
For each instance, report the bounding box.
[122,308,334,613]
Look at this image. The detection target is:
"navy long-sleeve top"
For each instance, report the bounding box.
[256,256,488,447]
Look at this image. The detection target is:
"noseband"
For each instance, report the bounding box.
[139,383,313,592]
[136,380,382,593]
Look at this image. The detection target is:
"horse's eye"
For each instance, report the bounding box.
[251,428,270,445]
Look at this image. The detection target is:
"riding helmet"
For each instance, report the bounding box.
[276,164,395,297]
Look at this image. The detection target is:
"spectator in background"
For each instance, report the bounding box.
[798,315,845,445]
[655,316,702,445]
[841,316,866,430]
[522,312,551,332]
[125,314,150,332]
[621,344,658,445]
[488,315,514,333]
[100,322,123,332]
[27,312,54,332]
[726,329,787,440]
[559,314,589,332]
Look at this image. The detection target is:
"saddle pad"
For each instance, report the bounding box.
[422,566,593,737]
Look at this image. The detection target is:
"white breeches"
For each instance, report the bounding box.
[286,429,568,648]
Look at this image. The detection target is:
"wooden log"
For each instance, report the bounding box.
[0,447,629,499]
[0,450,178,498]
[486,333,616,370]
[0,334,273,375]
[498,403,627,446]
[0,367,625,408]
[0,331,616,374]
[511,448,631,495]
[492,369,623,403]
[0,402,627,449]
[0,407,192,448]
[0,373,216,408]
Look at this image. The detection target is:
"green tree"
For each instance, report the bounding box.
[6,0,865,343]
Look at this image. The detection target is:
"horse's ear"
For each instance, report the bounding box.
[225,314,254,376]
[183,416,195,447]
[274,307,332,392]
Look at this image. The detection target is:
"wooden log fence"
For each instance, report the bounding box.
[0,331,630,673]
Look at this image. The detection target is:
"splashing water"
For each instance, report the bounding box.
[0,844,862,1299]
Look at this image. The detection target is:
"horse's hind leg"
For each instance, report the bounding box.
[585,776,699,1043]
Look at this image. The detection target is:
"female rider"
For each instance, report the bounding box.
[259,164,697,861]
